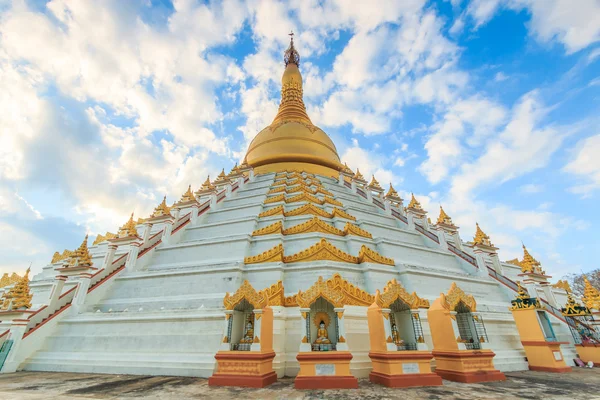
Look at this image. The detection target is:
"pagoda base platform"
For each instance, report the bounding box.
[208,351,277,388]
[295,351,358,389]
[575,343,600,365]
[368,351,442,388]
[432,350,506,383]
[521,341,572,373]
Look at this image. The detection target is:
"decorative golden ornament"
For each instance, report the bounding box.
[244,244,284,264]
[336,311,344,320]
[368,175,383,191]
[258,281,285,307]
[253,336,260,343]
[0,267,32,310]
[198,175,216,192]
[358,245,395,266]
[417,336,425,343]
[437,206,454,226]
[67,235,92,267]
[441,282,477,312]
[313,311,331,329]
[177,185,196,203]
[51,249,74,264]
[92,232,116,245]
[222,336,229,343]
[338,336,346,343]
[385,184,402,202]
[330,208,356,221]
[407,193,423,210]
[353,169,366,182]
[0,272,21,289]
[582,276,600,311]
[285,192,322,205]
[342,223,373,238]
[552,280,572,293]
[323,196,343,207]
[251,221,284,236]
[285,203,331,218]
[301,311,308,319]
[151,196,172,218]
[301,336,308,343]
[283,217,345,236]
[265,194,286,204]
[518,245,545,275]
[223,280,268,310]
[267,186,286,194]
[283,238,359,264]
[472,222,494,247]
[295,273,374,309]
[341,163,353,175]
[213,168,229,185]
[117,212,139,238]
[510,281,541,310]
[561,291,590,317]
[258,205,285,218]
[375,279,430,310]
[386,336,393,343]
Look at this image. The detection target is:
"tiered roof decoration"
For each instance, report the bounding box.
[151,196,172,218]
[0,272,22,288]
[384,184,402,203]
[436,206,454,226]
[177,185,196,204]
[552,280,572,293]
[367,175,383,191]
[118,213,139,238]
[582,276,600,311]
[0,267,32,310]
[200,176,215,191]
[472,223,494,247]
[68,235,92,267]
[353,169,366,182]
[213,168,229,185]
[93,232,116,245]
[51,249,74,264]
[519,245,544,274]
[407,193,423,210]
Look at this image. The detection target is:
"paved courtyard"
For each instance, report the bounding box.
[0,369,598,399]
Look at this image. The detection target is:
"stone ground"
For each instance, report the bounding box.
[0,369,599,400]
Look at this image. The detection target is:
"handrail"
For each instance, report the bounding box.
[171,212,192,234]
[23,286,76,337]
[0,330,8,340]
[414,223,439,244]
[448,244,477,267]
[391,209,408,224]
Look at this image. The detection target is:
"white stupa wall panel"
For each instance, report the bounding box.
[203,204,264,224]
[182,218,257,242]
[379,243,465,274]
[220,193,268,209]
[360,222,421,245]
[151,237,249,266]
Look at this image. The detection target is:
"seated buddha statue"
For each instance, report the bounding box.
[314,321,331,344]
[391,324,404,346]
[239,319,254,343]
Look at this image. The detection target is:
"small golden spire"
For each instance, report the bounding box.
[437,205,453,225]
[51,249,74,264]
[353,168,365,181]
[151,196,172,218]
[0,267,33,310]
[473,223,493,247]
[284,30,300,66]
[552,280,572,292]
[407,193,422,210]
[342,163,353,175]
[118,212,139,238]
[179,185,195,203]
[368,175,383,190]
[92,232,116,246]
[68,235,92,267]
[385,184,400,199]
[200,175,215,191]
[582,276,600,310]
[519,244,544,274]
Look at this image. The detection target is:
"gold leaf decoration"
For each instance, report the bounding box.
[283,238,358,264]
[223,280,268,310]
[441,282,477,312]
[358,245,395,266]
[258,205,285,218]
[265,194,286,204]
[285,203,331,218]
[251,221,284,236]
[342,223,373,238]
[244,244,284,264]
[295,273,374,308]
[258,281,285,306]
[283,217,345,236]
[331,208,356,221]
[375,279,429,309]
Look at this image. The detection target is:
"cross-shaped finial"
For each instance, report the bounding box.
[289,30,294,38]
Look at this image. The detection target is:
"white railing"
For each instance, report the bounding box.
[88,252,128,293]
[23,286,77,338]
[171,212,191,235]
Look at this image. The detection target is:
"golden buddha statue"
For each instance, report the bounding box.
[239,316,254,344]
[314,320,331,344]
[391,324,404,346]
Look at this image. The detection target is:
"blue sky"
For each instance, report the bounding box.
[0,0,599,280]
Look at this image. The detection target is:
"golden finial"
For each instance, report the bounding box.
[385,184,400,199]
[179,185,195,203]
[473,223,493,247]
[353,168,365,181]
[519,244,544,274]
[368,175,383,190]
[552,280,572,293]
[200,175,215,191]
[284,30,300,66]
[151,196,172,218]
[118,212,139,238]
[0,267,33,310]
[407,193,422,210]
[342,163,353,175]
[437,205,453,225]
[68,234,92,267]
[582,276,600,310]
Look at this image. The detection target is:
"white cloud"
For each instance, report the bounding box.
[519,183,543,194]
[340,140,402,188]
[563,134,600,196]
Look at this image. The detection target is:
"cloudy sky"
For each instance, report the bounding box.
[1,0,599,280]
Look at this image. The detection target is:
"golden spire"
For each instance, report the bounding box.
[1,267,33,310]
[473,223,493,247]
[407,193,422,210]
[200,175,215,191]
[68,235,92,267]
[520,244,543,274]
[437,205,453,225]
[0,272,22,288]
[385,184,400,199]
[179,185,195,203]
[92,232,116,245]
[151,196,172,218]
[368,175,383,190]
[342,163,353,175]
[552,280,572,293]
[118,212,139,238]
[582,276,600,310]
[353,169,365,181]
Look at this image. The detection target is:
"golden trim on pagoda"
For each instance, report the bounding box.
[436,206,454,226]
[353,169,367,184]
[0,267,32,310]
[150,196,172,218]
[282,217,345,236]
[244,244,284,264]
[117,212,139,238]
[0,272,22,288]
[367,175,383,192]
[582,276,600,310]
[552,280,572,292]
[519,245,545,274]
[509,282,541,310]
[51,249,75,264]
[93,232,117,245]
[67,235,92,267]
[561,292,590,317]
[213,168,229,185]
[223,280,268,310]
[196,175,216,195]
[384,183,402,204]
[227,163,243,180]
[293,273,374,308]
[358,245,395,266]
[342,222,372,238]
[441,282,477,312]
[176,185,196,205]
[472,222,494,248]
[252,221,284,236]
[258,203,357,221]
[283,238,358,264]
[375,279,430,309]
[407,193,423,211]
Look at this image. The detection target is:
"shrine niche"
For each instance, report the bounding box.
[427,283,505,383]
[561,292,600,367]
[209,280,277,388]
[367,279,442,388]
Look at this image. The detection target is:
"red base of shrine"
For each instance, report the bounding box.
[208,371,277,388]
[369,371,443,388]
[529,365,572,373]
[294,375,358,389]
[434,369,506,383]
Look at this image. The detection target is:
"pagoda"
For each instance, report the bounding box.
[0,35,579,386]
